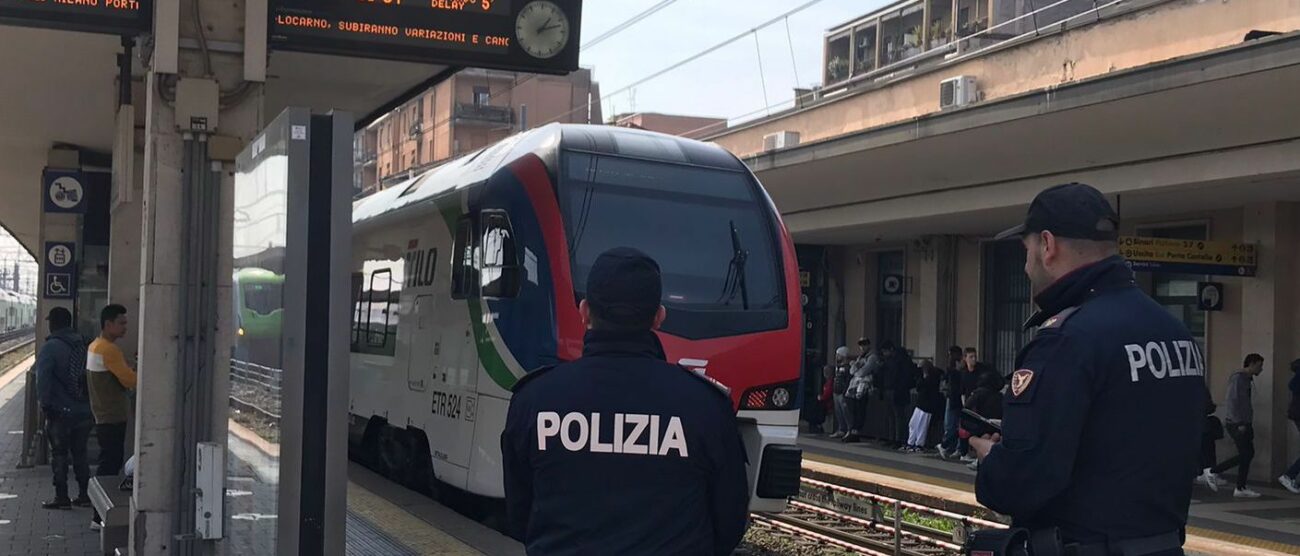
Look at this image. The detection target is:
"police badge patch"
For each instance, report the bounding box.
[1011,369,1034,397]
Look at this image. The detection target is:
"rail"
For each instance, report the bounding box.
[229,358,282,421]
[751,475,1006,555]
[0,328,35,362]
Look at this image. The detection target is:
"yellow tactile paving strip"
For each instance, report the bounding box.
[228,420,483,555]
[804,451,1300,556]
[346,482,483,556]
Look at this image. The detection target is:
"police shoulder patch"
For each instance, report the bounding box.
[678,365,732,398]
[511,364,558,393]
[1010,369,1035,397]
[1040,306,1080,330]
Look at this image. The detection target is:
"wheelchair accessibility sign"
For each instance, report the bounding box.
[43,241,76,299]
[43,170,88,214]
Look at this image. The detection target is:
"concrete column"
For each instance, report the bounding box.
[912,236,957,361]
[110,106,145,456]
[1240,201,1298,481]
[130,3,257,554]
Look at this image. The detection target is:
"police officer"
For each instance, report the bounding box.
[501,247,750,555]
[970,183,1205,555]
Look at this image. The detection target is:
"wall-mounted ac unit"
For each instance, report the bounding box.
[763,131,801,151]
[939,76,978,109]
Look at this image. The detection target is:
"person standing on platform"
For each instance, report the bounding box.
[35,307,93,511]
[906,360,944,453]
[971,183,1204,556]
[939,346,965,459]
[1279,358,1300,494]
[842,341,879,444]
[879,342,915,449]
[830,348,852,439]
[501,248,749,555]
[87,304,136,476]
[1208,354,1266,498]
[1196,387,1228,492]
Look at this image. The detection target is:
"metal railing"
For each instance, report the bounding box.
[229,358,282,421]
[454,102,514,125]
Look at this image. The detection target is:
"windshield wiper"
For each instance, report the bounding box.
[717,220,750,309]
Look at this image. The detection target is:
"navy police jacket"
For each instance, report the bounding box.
[976,256,1206,542]
[501,328,750,555]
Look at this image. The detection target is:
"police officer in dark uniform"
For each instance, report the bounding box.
[970,184,1206,556]
[501,247,750,555]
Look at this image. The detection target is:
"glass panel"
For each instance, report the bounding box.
[853,24,878,74]
[230,127,290,554]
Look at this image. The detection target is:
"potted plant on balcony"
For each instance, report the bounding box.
[827,56,849,82]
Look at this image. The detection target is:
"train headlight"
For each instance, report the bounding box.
[237,327,245,337]
[741,381,801,410]
[771,387,791,408]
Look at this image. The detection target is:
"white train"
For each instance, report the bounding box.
[348,124,805,514]
[0,288,36,333]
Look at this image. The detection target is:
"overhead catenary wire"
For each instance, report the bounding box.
[534,0,829,129]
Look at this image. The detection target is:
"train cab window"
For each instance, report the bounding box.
[481,211,520,298]
[451,216,479,299]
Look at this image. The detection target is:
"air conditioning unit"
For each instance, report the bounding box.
[939,76,978,109]
[763,131,800,151]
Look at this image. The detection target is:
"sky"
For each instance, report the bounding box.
[575,0,886,126]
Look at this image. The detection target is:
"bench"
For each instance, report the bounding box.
[88,475,130,556]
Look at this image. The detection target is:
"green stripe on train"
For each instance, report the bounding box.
[439,200,519,391]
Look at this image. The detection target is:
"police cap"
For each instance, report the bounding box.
[995,182,1119,241]
[586,247,662,326]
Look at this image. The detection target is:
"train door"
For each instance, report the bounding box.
[424,215,480,471]
[406,295,434,391]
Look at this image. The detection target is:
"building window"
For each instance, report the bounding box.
[473,86,491,106]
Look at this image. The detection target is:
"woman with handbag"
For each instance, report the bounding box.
[1197,386,1228,491]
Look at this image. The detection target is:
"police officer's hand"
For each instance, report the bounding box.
[970,433,1001,462]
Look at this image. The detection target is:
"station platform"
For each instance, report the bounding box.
[799,434,1300,555]
[0,359,522,556]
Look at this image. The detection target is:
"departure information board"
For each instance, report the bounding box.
[270,0,582,74]
[0,0,151,36]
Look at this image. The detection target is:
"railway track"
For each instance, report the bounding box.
[751,476,1006,555]
[0,328,35,370]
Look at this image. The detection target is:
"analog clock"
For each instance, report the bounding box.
[515,1,570,60]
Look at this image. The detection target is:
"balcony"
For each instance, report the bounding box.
[821,0,1102,89]
[354,148,377,166]
[454,103,514,126]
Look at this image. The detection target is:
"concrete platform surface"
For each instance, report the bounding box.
[799,434,1300,556]
[0,359,521,555]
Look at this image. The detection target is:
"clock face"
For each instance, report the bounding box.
[515,1,570,60]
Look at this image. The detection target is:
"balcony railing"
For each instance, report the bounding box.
[354,149,377,166]
[822,0,1128,89]
[454,103,514,126]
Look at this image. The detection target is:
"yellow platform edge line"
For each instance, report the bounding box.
[803,451,1300,555]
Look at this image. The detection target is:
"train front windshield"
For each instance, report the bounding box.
[561,152,787,339]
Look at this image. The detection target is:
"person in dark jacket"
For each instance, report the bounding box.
[830,347,852,438]
[876,342,915,448]
[972,183,1204,555]
[1208,354,1265,498]
[965,371,1004,421]
[1276,359,1300,494]
[939,346,965,459]
[501,248,749,556]
[1195,387,1228,492]
[905,360,944,452]
[34,307,93,510]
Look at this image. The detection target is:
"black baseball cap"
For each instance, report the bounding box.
[995,183,1119,241]
[585,247,662,326]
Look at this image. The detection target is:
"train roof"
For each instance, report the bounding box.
[352,124,746,227]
